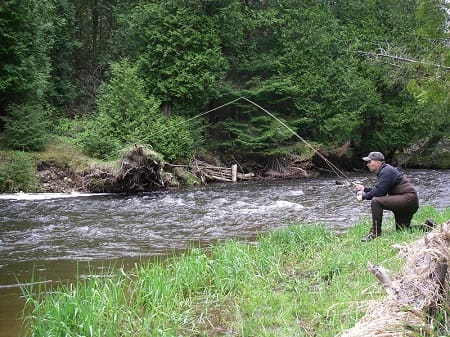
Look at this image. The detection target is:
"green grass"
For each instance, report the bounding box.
[21,206,450,337]
[0,136,118,192]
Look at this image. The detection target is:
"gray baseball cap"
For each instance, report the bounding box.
[362,151,385,162]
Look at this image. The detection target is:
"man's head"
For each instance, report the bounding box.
[362,152,384,172]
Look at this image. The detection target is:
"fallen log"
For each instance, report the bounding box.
[338,220,450,337]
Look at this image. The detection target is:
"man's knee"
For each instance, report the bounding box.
[371,197,383,210]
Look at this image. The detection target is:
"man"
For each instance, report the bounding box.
[354,151,419,242]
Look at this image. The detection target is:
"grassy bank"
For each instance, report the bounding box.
[22,206,449,337]
[0,139,97,193]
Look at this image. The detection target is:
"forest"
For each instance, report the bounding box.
[0,0,449,191]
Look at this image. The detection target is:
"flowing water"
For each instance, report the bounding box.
[0,169,449,336]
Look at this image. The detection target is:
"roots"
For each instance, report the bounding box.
[83,146,166,192]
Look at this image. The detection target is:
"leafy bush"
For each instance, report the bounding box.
[78,59,195,161]
[77,116,122,159]
[139,114,195,162]
[0,151,39,192]
[1,103,51,151]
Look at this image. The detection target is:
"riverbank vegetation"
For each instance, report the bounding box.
[1,1,449,192]
[21,206,450,337]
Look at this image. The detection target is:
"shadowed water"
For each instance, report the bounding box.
[0,169,449,336]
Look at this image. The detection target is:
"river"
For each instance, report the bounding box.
[0,169,449,337]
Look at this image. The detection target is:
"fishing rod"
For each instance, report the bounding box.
[239,97,355,191]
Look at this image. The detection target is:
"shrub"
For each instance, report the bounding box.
[1,103,51,151]
[0,151,39,192]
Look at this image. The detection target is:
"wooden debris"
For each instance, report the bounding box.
[115,146,165,192]
[194,159,255,183]
[338,220,450,337]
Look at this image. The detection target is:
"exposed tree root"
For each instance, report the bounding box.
[83,146,166,192]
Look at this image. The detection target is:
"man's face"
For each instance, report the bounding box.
[366,160,382,172]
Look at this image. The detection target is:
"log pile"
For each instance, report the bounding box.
[338,220,450,337]
[194,159,255,183]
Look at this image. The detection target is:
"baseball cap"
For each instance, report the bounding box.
[362,151,385,162]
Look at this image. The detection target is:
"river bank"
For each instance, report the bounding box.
[1,135,449,194]
[20,206,450,337]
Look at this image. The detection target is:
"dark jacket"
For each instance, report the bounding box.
[363,163,416,200]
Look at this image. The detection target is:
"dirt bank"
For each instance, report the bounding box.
[35,147,314,193]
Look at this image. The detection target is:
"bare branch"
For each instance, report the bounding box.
[357,50,450,71]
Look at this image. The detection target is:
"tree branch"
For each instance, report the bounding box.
[356,50,450,71]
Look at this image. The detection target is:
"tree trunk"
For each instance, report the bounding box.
[92,0,98,66]
[162,100,171,118]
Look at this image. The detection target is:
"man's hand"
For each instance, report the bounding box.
[356,191,363,202]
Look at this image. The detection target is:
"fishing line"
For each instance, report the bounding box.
[240,97,354,191]
[149,96,356,192]
[181,97,244,125]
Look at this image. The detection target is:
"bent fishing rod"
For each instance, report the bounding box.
[239,97,355,191]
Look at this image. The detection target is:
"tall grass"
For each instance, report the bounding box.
[22,206,450,337]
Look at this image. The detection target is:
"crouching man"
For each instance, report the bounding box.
[354,152,419,242]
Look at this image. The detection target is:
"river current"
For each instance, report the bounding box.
[0,169,449,336]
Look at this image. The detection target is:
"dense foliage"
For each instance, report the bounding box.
[1,103,51,151]
[79,59,195,160]
[0,0,448,166]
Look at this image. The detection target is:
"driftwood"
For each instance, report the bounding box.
[194,159,255,183]
[338,220,450,337]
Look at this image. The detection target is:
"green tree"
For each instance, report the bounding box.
[348,0,450,154]
[116,1,229,115]
[1,103,51,151]
[79,59,195,161]
[0,0,54,117]
[46,0,79,113]
[212,3,373,157]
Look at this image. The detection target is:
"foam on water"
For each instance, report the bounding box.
[0,191,110,200]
